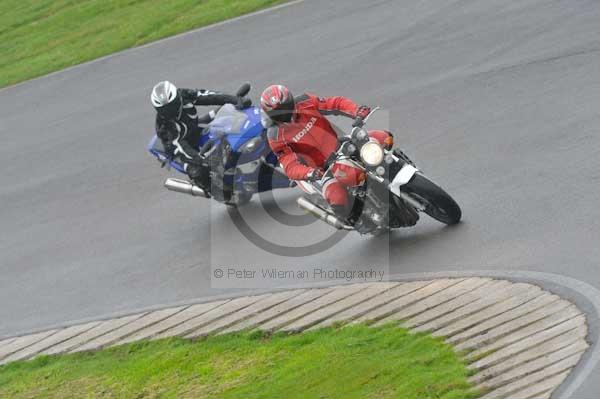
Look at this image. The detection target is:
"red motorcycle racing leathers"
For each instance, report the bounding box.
[266,93,393,210]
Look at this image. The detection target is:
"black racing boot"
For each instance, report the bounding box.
[187,164,211,191]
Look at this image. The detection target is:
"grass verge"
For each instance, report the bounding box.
[0,324,478,399]
[0,0,286,88]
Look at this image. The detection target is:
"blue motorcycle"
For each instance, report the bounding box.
[148,84,293,206]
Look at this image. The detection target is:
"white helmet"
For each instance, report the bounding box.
[151,81,181,119]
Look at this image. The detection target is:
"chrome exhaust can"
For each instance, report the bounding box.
[164,178,210,198]
[297,197,353,230]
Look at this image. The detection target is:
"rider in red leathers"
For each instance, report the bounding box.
[261,85,393,223]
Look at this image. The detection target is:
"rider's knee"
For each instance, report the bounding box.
[331,162,366,187]
[323,180,350,207]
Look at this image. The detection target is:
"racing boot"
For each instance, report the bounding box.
[331,199,363,227]
[186,163,211,192]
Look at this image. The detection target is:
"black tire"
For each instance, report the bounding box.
[403,173,462,225]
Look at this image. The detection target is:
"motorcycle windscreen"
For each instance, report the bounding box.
[209,104,250,134]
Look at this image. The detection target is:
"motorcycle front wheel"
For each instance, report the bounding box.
[402,174,462,225]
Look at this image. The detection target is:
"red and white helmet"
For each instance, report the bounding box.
[261,85,295,124]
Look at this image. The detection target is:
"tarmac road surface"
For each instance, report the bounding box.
[1,1,600,396]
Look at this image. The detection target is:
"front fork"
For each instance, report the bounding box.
[367,152,424,212]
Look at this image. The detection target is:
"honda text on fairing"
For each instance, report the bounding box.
[148,84,293,206]
[296,108,462,235]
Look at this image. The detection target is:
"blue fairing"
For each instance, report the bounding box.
[208,106,264,151]
[147,104,290,192]
[147,134,187,173]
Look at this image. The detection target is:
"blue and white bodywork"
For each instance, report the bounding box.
[148,104,292,206]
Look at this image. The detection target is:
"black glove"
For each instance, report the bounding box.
[236,97,252,110]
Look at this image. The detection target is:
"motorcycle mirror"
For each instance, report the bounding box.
[236,82,251,98]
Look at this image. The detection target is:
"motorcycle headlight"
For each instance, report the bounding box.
[360,141,384,166]
[240,137,262,154]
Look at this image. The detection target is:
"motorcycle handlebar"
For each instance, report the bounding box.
[351,106,380,128]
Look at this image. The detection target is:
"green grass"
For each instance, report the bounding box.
[0,324,478,399]
[0,0,285,88]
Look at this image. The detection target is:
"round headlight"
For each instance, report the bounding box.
[360,142,384,166]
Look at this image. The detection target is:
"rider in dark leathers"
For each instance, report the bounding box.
[150,81,249,189]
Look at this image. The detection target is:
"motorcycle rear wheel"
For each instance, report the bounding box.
[403,174,462,225]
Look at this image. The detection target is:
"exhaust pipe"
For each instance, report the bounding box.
[164,178,210,198]
[297,197,353,230]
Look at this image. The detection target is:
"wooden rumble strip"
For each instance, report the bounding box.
[0,278,589,398]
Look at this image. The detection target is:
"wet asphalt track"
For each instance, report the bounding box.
[1,0,600,396]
